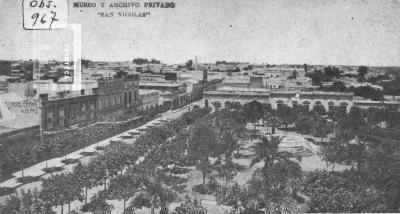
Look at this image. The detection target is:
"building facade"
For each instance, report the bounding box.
[96,75,141,119]
[269,91,354,112]
[204,89,357,113]
[40,90,98,131]
[40,75,141,131]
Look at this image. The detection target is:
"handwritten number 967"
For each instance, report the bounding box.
[30,11,58,28]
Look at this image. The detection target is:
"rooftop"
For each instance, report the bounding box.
[270,90,354,96]
[43,89,96,101]
[139,81,182,87]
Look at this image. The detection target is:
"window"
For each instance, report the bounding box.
[129,91,132,103]
[81,104,87,121]
[59,109,65,127]
[59,109,64,117]
[98,100,102,110]
[46,112,54,129]
[70,106,76,121]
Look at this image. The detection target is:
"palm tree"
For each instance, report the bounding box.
[250,136,295,176]
[221,130,240,158]
[216,157,237,187]
[250,136,302,213]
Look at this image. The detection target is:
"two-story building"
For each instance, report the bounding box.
[40,75,141,131]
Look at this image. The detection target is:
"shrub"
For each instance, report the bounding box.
[207,176,220,193]
[163,175,188,186]
[192,184,212,195]
[80,192,113,213]
[61,159,80,165]
[95,146,106,150]
[174,184,187,192]
[80,151,98,156]
[16,176,40,184]
[42,166,63,173]
[0,187,14,197]
[173,196,207,214]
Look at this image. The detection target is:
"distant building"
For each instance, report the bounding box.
[250,76,264,88]
[223,76,251,88]
[0,80,8,94]
[140,74,165,82]
[139,90,159,111]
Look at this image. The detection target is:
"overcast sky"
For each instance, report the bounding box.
[1,0,400,66]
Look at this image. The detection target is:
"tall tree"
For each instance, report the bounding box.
[72,163,92,205]
[40,173,71,214]
[313,118,331,143]
[108,173,138,213]
[129,167,175,214]
[242,101,264,123]
[303,63,308,73]
[189,121,218,185]
[320,137,346,171]
[365,139,400,211]
[64,173,83,213]
[216,157,237,187]
[338,107,369,171]
[358,66,368,83]
[277,105,295,133]
[100,142,139,177]
[86,157,109,192]
[250,136,298,181]
[331,81,347,92]
[185,60,194,70]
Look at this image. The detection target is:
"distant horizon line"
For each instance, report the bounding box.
[2,58,400,68]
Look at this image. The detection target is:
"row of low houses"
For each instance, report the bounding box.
[204,89,400,113]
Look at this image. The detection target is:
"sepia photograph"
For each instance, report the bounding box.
[0,0,400,213]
